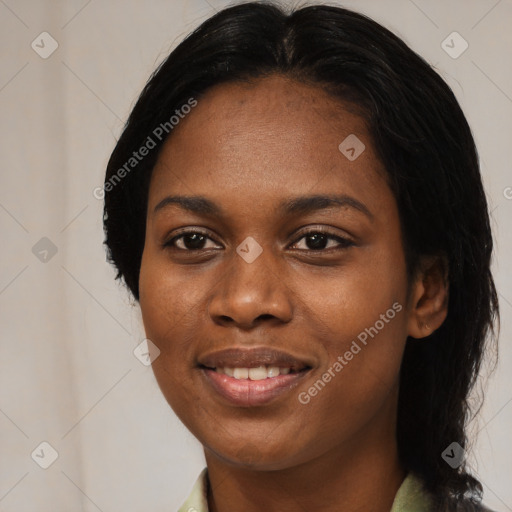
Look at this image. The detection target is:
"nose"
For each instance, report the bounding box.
[207,243,293,329]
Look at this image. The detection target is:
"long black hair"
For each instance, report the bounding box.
[102,2,499,509]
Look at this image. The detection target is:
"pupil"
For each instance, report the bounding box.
[307,233,327,250]
[185,233,205,250]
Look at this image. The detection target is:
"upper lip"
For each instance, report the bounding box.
[198,347,313,371]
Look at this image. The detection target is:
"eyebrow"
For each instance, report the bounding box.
[153,194,374,221]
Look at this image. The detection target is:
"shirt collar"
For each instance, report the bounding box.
[178,467,432,512]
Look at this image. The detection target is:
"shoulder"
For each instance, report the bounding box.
[396,472,496,512]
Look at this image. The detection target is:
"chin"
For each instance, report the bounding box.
[204,437,308,472]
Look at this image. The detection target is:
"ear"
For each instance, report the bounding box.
[407,253,449,339]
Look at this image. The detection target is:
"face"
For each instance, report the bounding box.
[139,74,414,470]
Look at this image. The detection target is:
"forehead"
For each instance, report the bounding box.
[149,74,389,214]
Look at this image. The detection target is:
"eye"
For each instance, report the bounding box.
[163,227,354,253]
[163,230,221,251]
[290,228,354,252]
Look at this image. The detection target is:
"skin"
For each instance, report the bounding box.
[138,74,448,512]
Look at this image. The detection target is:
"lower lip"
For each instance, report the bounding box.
[200,368,310,407]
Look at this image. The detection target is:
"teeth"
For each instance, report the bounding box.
[267,366,280,378]
[215,366,294,379]
[233,368,249,379]
[248,366,267,380]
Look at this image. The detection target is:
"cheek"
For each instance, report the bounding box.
[138,254,195,398]
[139,249,201,348]
[138,250,227,415]
[302,241,409,400]
[313,244,407,340]
[292,280,406,450]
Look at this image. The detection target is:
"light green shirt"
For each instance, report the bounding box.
[178,467,433,511]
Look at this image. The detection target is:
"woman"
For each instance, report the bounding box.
[102,2,499,511]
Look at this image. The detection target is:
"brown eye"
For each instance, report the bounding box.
[291,229,354,251]
[164,231,220,251]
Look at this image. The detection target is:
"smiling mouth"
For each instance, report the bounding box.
[199,365,309,380]
[197,346,314,406]
[198,364,312,407]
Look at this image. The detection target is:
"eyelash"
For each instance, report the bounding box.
[163,227,354,253]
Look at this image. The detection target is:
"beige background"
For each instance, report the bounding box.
[0,0,511,510]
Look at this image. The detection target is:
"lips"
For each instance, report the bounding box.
[198,347,311,372]
[197,346,313,407]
